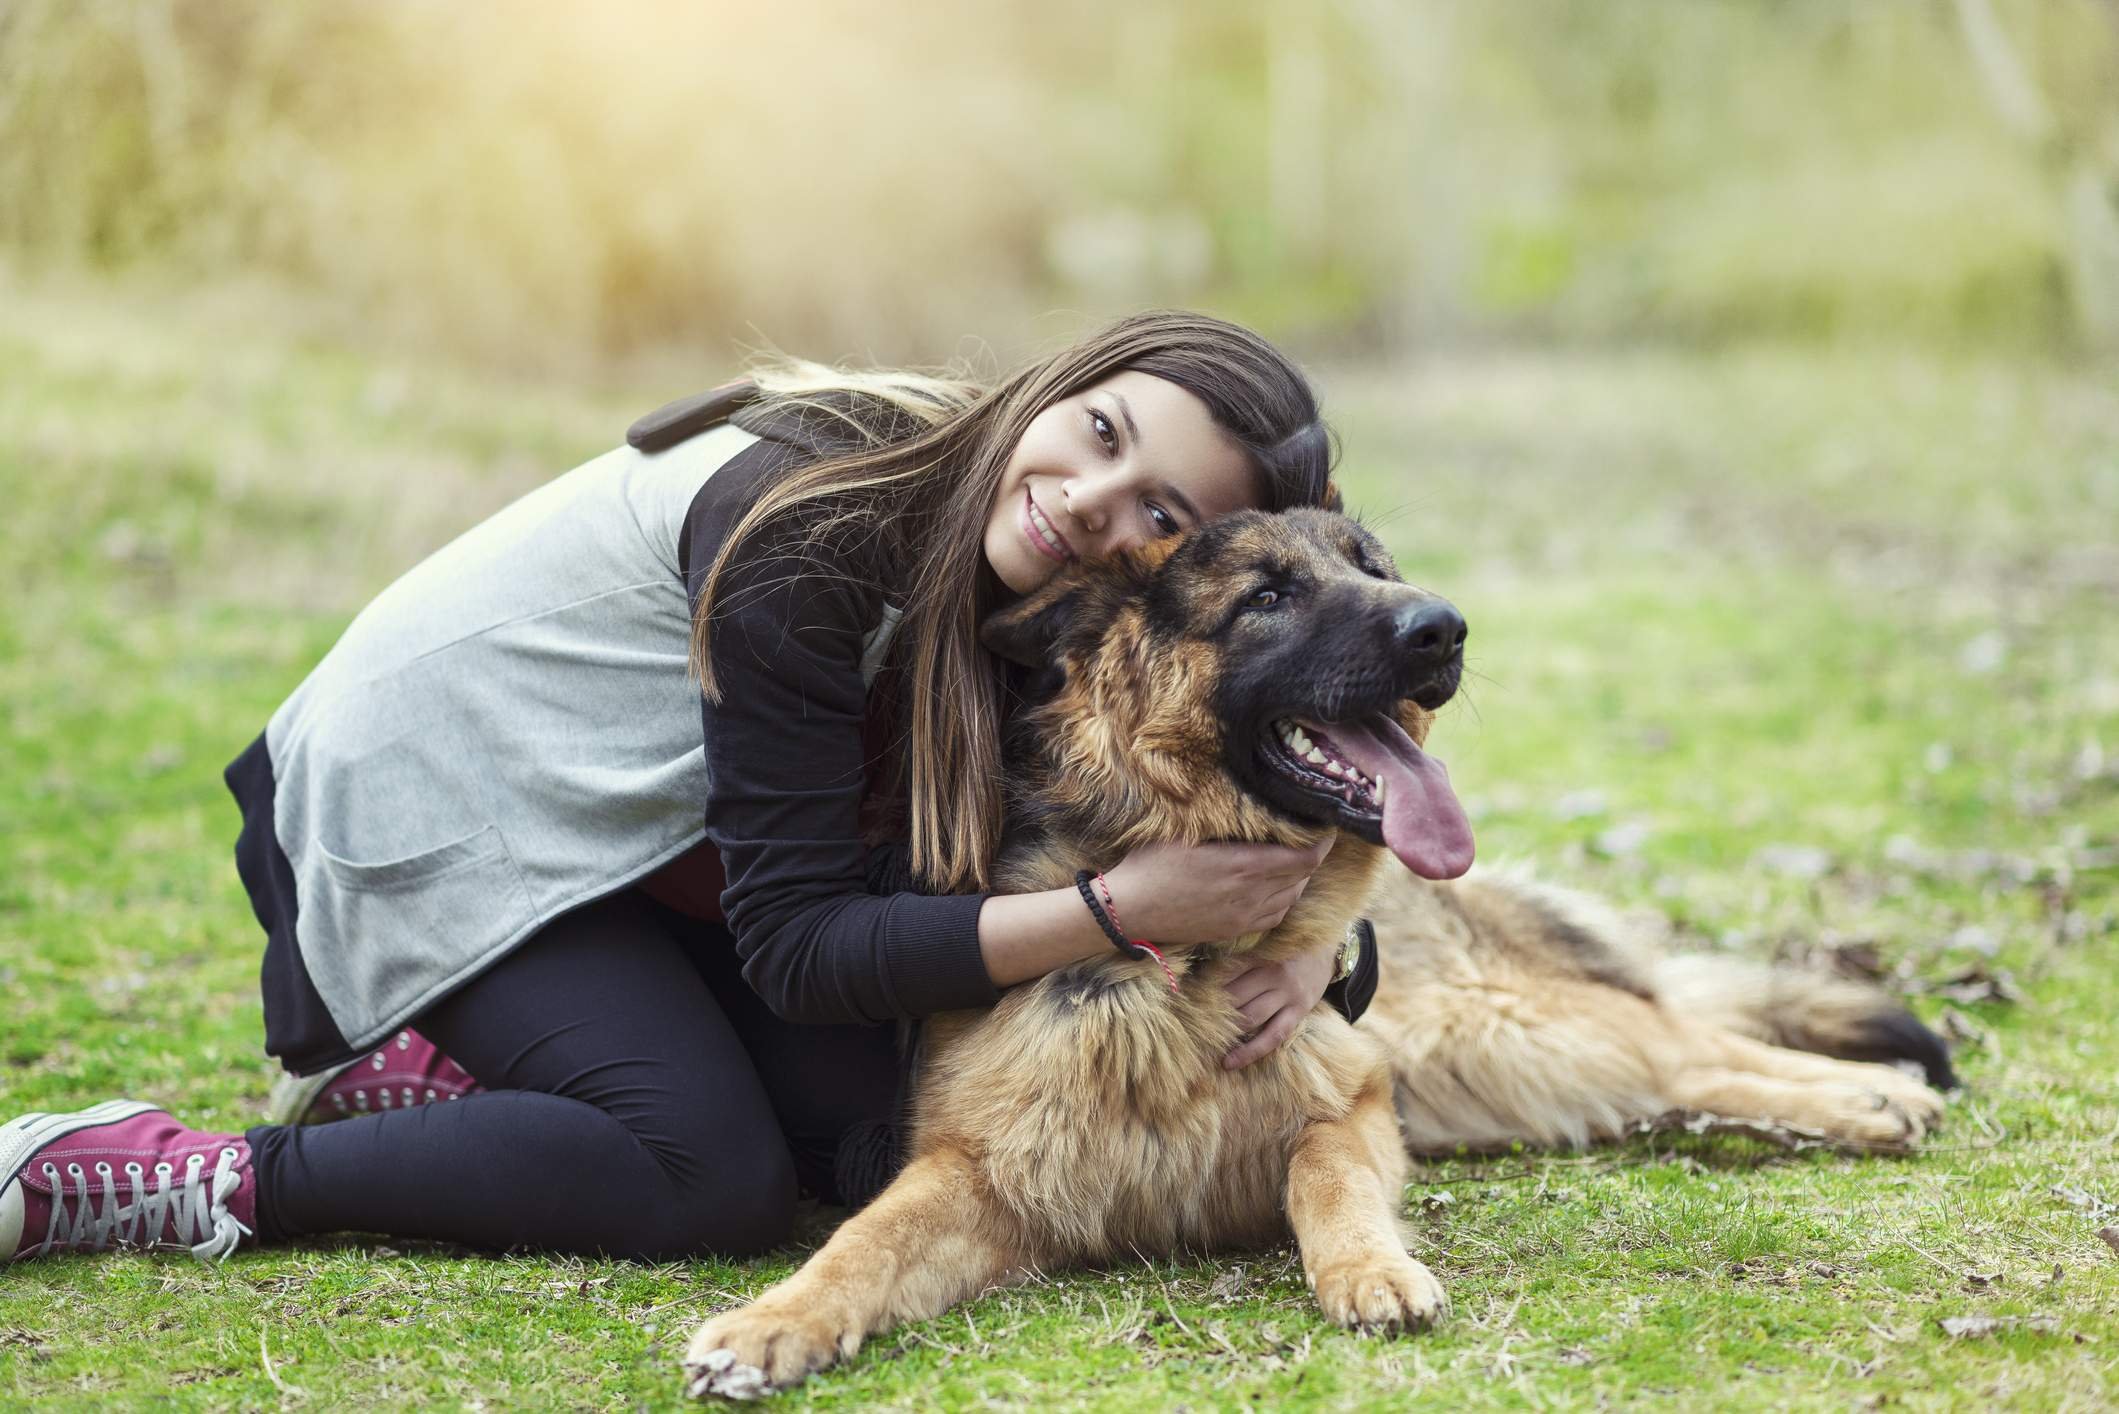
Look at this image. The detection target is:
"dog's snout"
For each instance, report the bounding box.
[1394,599,1467,666]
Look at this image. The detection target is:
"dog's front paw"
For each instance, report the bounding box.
[683,1300,861,1400]
[1310,1252,1448,1333]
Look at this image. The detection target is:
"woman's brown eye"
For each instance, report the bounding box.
[1147,503,1179,536]
[1089,410,1117,452]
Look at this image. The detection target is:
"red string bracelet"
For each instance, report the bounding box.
[1093,870,1178,993]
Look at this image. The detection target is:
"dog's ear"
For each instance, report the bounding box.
[979,582,1083,668]
[981,539,1171,668]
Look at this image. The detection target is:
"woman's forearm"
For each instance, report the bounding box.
[975,887,1114,988]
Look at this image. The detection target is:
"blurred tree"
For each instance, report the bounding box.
[1953,0,2119,349]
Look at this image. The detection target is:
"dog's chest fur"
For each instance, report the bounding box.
[907,846,1392,1264]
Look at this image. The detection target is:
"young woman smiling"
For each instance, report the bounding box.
[2,311,1371,1265]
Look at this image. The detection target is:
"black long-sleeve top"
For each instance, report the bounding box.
[672,421,1000,1024]
[649,390,1375,1029]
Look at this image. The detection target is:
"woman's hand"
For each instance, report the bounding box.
[975,836,1332,992]
[1220,940,1339,1070]
[1100,838,1334,945]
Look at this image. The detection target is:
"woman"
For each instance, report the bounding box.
[2,311,1368,1264]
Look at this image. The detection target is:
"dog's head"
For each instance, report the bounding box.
[981,507,1474,879]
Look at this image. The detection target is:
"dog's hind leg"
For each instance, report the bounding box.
[1286,1074,1448,1332]
[1661,1025,1946,1150]
[684,1146,1031,1399]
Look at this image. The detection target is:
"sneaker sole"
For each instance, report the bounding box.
[265,1067,347,1127]
[1,1099,160,1259]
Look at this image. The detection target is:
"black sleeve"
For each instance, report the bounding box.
[683,438,999,1025]
[1324,920,1379,1024]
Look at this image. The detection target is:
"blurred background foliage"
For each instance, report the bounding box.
[2,0,2117,367]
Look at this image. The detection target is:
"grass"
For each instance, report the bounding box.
[1,271,2115,1409]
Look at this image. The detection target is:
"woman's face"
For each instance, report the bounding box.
[983,370,1262,596]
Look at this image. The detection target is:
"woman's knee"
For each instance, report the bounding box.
[630,1143,798,1261]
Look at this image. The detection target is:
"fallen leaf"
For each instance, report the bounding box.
[1962,1269,2002,1289]
[2050,1184,2112,1218]
[1593,821,1653,859]
[1947,925,2001,957]
[1824,940,1886,981]
[1753,844,1836,879]
[1933,962,2023,1006]
[1959,630,2007,675]
[2099,1228,2119,1259]
[1939,1314,2059,1339]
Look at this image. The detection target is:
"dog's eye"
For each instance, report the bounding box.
[1245,588,1281,610]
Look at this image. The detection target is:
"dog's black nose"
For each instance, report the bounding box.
[1394,600,1467,666]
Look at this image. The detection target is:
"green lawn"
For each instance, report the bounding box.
[2,273,2114,1409]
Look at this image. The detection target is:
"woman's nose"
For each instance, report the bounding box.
[1062,473,1120,535]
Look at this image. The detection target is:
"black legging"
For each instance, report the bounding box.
[245,889,903,1260]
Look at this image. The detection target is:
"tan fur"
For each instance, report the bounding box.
[1363,869,1946,1155]
[686,515,1445,1398]
[683,513,1945,1397]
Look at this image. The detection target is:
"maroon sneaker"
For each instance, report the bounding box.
[1,1100,256,1262]
[265,1027,483,1126]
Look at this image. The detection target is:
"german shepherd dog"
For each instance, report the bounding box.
[684,509,1950,1398]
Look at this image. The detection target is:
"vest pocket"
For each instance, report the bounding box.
[307,824,539,1032]
[316,823,520,893]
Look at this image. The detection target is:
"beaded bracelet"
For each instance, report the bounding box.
[1073,870,1178,992]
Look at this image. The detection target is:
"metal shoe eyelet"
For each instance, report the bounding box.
[66,1163,83,1177]
[185,1154,204,1170]
[154,1162,173,1176]
[125,1162,144,1178]
[95,1162,112,1176]
[40,1163,58,1180]
[220,1147,239,1161]
[398,1032,411,1049]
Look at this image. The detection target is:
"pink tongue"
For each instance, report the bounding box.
[1320,715,1476,880]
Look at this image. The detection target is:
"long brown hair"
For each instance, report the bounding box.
[693,310,1336,892]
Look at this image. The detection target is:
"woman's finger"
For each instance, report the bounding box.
[1222,1004,1302,1070]
[1222,968,1278,1009]
[1234,991,1282,1031]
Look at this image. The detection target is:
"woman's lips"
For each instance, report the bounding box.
[1021,488,1075,563]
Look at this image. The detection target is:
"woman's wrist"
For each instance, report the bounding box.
[975,885,1118,988]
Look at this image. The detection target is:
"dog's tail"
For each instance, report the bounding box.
[1652,955,1959,1090]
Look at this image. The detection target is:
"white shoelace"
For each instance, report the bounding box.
[37,1148,253,1261]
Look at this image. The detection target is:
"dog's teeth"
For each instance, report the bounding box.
[1325,761,1344,777]
[1305,748,1328,766]
[1372,777,1389,807]
[1290,729,1312,753]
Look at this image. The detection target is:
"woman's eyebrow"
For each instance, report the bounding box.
[1112,392,1142,447]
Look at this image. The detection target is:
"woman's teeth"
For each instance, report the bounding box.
[1028,496,1070,558]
